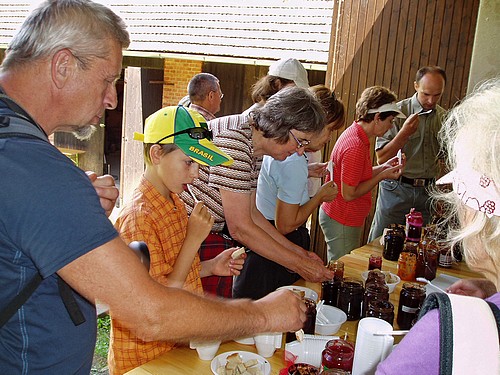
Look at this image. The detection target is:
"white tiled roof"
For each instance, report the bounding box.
[0,0,333,65]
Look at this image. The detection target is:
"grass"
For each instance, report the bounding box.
[92,315,111,374]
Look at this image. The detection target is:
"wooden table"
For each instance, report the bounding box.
[125,240,481,375]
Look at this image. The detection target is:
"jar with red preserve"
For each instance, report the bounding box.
[321,339,355,372]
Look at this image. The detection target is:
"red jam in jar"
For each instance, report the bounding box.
[321,339,355,372]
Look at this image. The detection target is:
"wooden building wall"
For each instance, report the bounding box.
[310,0,480,262]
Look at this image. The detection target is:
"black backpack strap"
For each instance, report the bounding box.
[0,273,43,328]
[418,292,454,375]
[57,277,86,326]
[0,93,48,141]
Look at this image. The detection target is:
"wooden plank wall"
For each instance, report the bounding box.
[310,0,479,262]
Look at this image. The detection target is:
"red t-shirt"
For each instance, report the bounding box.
[322,121,373,226]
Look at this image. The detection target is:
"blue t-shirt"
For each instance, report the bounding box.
[256,153,309,220]
[0,136,118,374]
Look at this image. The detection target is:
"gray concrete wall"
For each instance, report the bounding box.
[468,0,500,92]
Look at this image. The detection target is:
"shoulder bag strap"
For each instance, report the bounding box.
[418,292,454,375]
[0,273,42,328]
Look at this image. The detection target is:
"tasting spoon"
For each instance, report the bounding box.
[416,277,447,293]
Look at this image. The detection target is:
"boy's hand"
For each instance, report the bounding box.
[186,202,214,241]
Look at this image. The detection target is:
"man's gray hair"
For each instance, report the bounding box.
[2,0,130,70]
[251,86,326,144]
[188,73,220,102]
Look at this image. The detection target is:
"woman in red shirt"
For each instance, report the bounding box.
[319,86,405,260]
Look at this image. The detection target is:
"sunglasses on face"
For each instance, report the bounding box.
[155,127,213,144]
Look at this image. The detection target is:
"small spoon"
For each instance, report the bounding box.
[417,109,433,116]
[316,300,328,324]
[186,184,199,203]
[416,277,447,293]
[373,330,410,336]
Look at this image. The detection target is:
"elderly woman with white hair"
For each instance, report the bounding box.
[377,77,500,374]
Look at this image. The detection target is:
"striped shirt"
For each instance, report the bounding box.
[322,121,373,226]
[109,176,203,375]
[180,113,262,232]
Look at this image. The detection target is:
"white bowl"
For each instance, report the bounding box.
[277,285,319,302]
[361,271,401,293]
[315,305,347,335]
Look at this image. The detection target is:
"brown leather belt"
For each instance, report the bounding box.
[400,176,434,187]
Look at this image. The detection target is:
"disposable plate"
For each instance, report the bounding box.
[210,350,271,375]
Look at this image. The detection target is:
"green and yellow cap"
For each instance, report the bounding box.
[134,105,233,166]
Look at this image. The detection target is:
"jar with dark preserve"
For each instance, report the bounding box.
[322,279,341,307]
[383,226,405,261]
[424,248,438,280]
[337,278,364,321]
[406,208,423,242]
[285,297,317,343]
[362,283,389,317]
[438,246,453,268]
[365,269,386,287]
[287,363,321,375]
[321,339,355,372]
[327,260,345,281]
[397,282,426,329]
[403,239,419,255]
[366,300,395,326]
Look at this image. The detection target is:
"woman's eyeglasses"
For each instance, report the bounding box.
[289,130,311,149]
[155,127,213,144]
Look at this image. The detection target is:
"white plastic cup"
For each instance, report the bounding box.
[189,340,221,360]
[253,332,282,358]
[351,318,394,375]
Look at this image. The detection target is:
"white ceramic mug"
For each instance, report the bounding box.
[351,318,394,375]
[189,340,221,360]
[253,332,282,358]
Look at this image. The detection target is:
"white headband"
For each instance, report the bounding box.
[367,103,406,119]
[437,168,499,217]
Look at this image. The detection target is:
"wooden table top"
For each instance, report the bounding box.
[125,239,481,375]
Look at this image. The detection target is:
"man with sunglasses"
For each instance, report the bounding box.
[180,86,335,300]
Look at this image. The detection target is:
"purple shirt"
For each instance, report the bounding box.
[376,292,500,374]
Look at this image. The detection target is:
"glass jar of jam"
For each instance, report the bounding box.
[337,278,364,321]
[366,300,395,326]
[406,208,423,242]
[321,339,354,372]
[383,227,405,261]
[397,282,426,329]
[322,279,341,307]
[362,282,389,317]
[438,246,453,268]
[368,254,383,270]
[397,252,417,281]
[327,260,345,281]
[365,269,386,287]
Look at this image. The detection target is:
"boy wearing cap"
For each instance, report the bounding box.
[108,106,243,374]
[319,86,405,260]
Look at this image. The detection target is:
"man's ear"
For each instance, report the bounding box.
[414,80,419,92]
[51,49,75,89]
